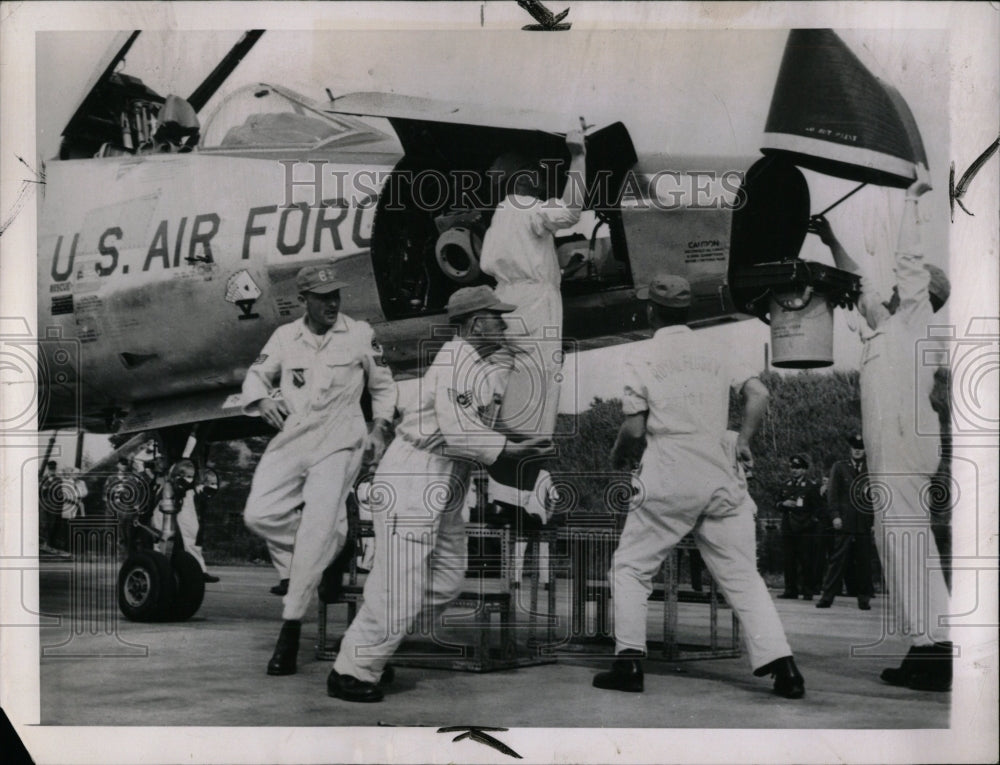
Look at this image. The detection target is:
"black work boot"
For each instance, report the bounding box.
[592,649,644,693]
[327,669,384,703]
[754,656,805,699]
[882,643,952,691]
[267,620,301,676]
[907,642,953,692]
[879,645,924,687]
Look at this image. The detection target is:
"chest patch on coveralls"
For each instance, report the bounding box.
[291,369,306,388]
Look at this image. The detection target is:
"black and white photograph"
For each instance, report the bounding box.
[1,2,997,763]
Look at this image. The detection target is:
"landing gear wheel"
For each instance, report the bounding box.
[118,550,177,622]
[169,550,206,621]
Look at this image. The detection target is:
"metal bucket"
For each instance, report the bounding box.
[770,290,834,368]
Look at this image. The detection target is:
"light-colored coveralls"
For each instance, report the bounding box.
[857,249,950,646]
[611,327,792,670]
[480,193,580,505]
[242,314,396,621]
[333,337,507,683]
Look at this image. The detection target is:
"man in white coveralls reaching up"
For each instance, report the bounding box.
[808,162,953,692]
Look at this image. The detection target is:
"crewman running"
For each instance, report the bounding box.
[242,264,396,676]
[328,285,551,702]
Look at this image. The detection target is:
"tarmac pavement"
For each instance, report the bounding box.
[38,561,949,729]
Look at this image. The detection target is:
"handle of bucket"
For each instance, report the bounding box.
[771,285,815,312]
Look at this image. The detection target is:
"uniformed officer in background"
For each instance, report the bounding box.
[776,454,823,600]
[242,264,397,676]
[593,272,804,699]
[816,434,874,609]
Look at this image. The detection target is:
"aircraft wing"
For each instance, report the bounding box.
[114,390,248,436]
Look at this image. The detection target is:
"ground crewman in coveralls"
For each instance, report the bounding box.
[479,128,586,527]
[809,163,953,692]
[242,264,396,676]
[592,272,805,699]
[328,285,551,702]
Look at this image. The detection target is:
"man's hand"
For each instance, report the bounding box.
[807,214,837,247]
[832,517,843,531]
[501,436,554,459]
[362,422,389,465]
[565,128,586,157]
[735,435,754,465]
[907,162,932,199]
[258,398,289,430]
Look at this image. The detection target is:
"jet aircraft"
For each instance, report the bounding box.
[35,28,928,620]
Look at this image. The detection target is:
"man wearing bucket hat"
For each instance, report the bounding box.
[328,285,553,702]
[776,454,823,600]
[808,164,953,692]
[816,434,874,609]
[593,272,805,699]
[242,263,397,676]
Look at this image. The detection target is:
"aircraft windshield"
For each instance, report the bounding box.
[200,83,394,151]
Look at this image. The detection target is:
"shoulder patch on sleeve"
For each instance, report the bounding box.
[448,388,474,408]
[253,354,268,365]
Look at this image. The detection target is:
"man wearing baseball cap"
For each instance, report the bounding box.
[329,286,552,702]
[242,263,396,676]
[594,272,805,699]
[808,164,953,692]
[816,434,874,609]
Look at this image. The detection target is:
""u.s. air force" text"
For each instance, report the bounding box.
[49,198,374,282]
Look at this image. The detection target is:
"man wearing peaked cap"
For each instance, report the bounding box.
[329,285,551,702]
[808,165,953,692]
[594,271,805,700]
[241,263,397,677]
[777,454,823,601]
[816,434,874,610]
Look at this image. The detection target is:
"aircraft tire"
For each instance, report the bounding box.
[169,550,206,621]
[118,550,177,622]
